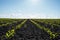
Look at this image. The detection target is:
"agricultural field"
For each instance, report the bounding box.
[0,19,60,40]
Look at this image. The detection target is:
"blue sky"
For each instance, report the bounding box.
[0,0,60,18]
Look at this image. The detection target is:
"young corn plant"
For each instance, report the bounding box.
[30,20,59,39]
[5,29,15,38]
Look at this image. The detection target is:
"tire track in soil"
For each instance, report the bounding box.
[10,19,50,40]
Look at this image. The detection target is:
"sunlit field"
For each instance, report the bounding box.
[0,18,60,40]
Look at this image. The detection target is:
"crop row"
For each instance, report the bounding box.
[0,19,15,24]
[30,20,60,39]
[1,19,27,40]
[0,19,24,39]
[0,19,23,26]
[32,19,60,33]
[33,19,60,25]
